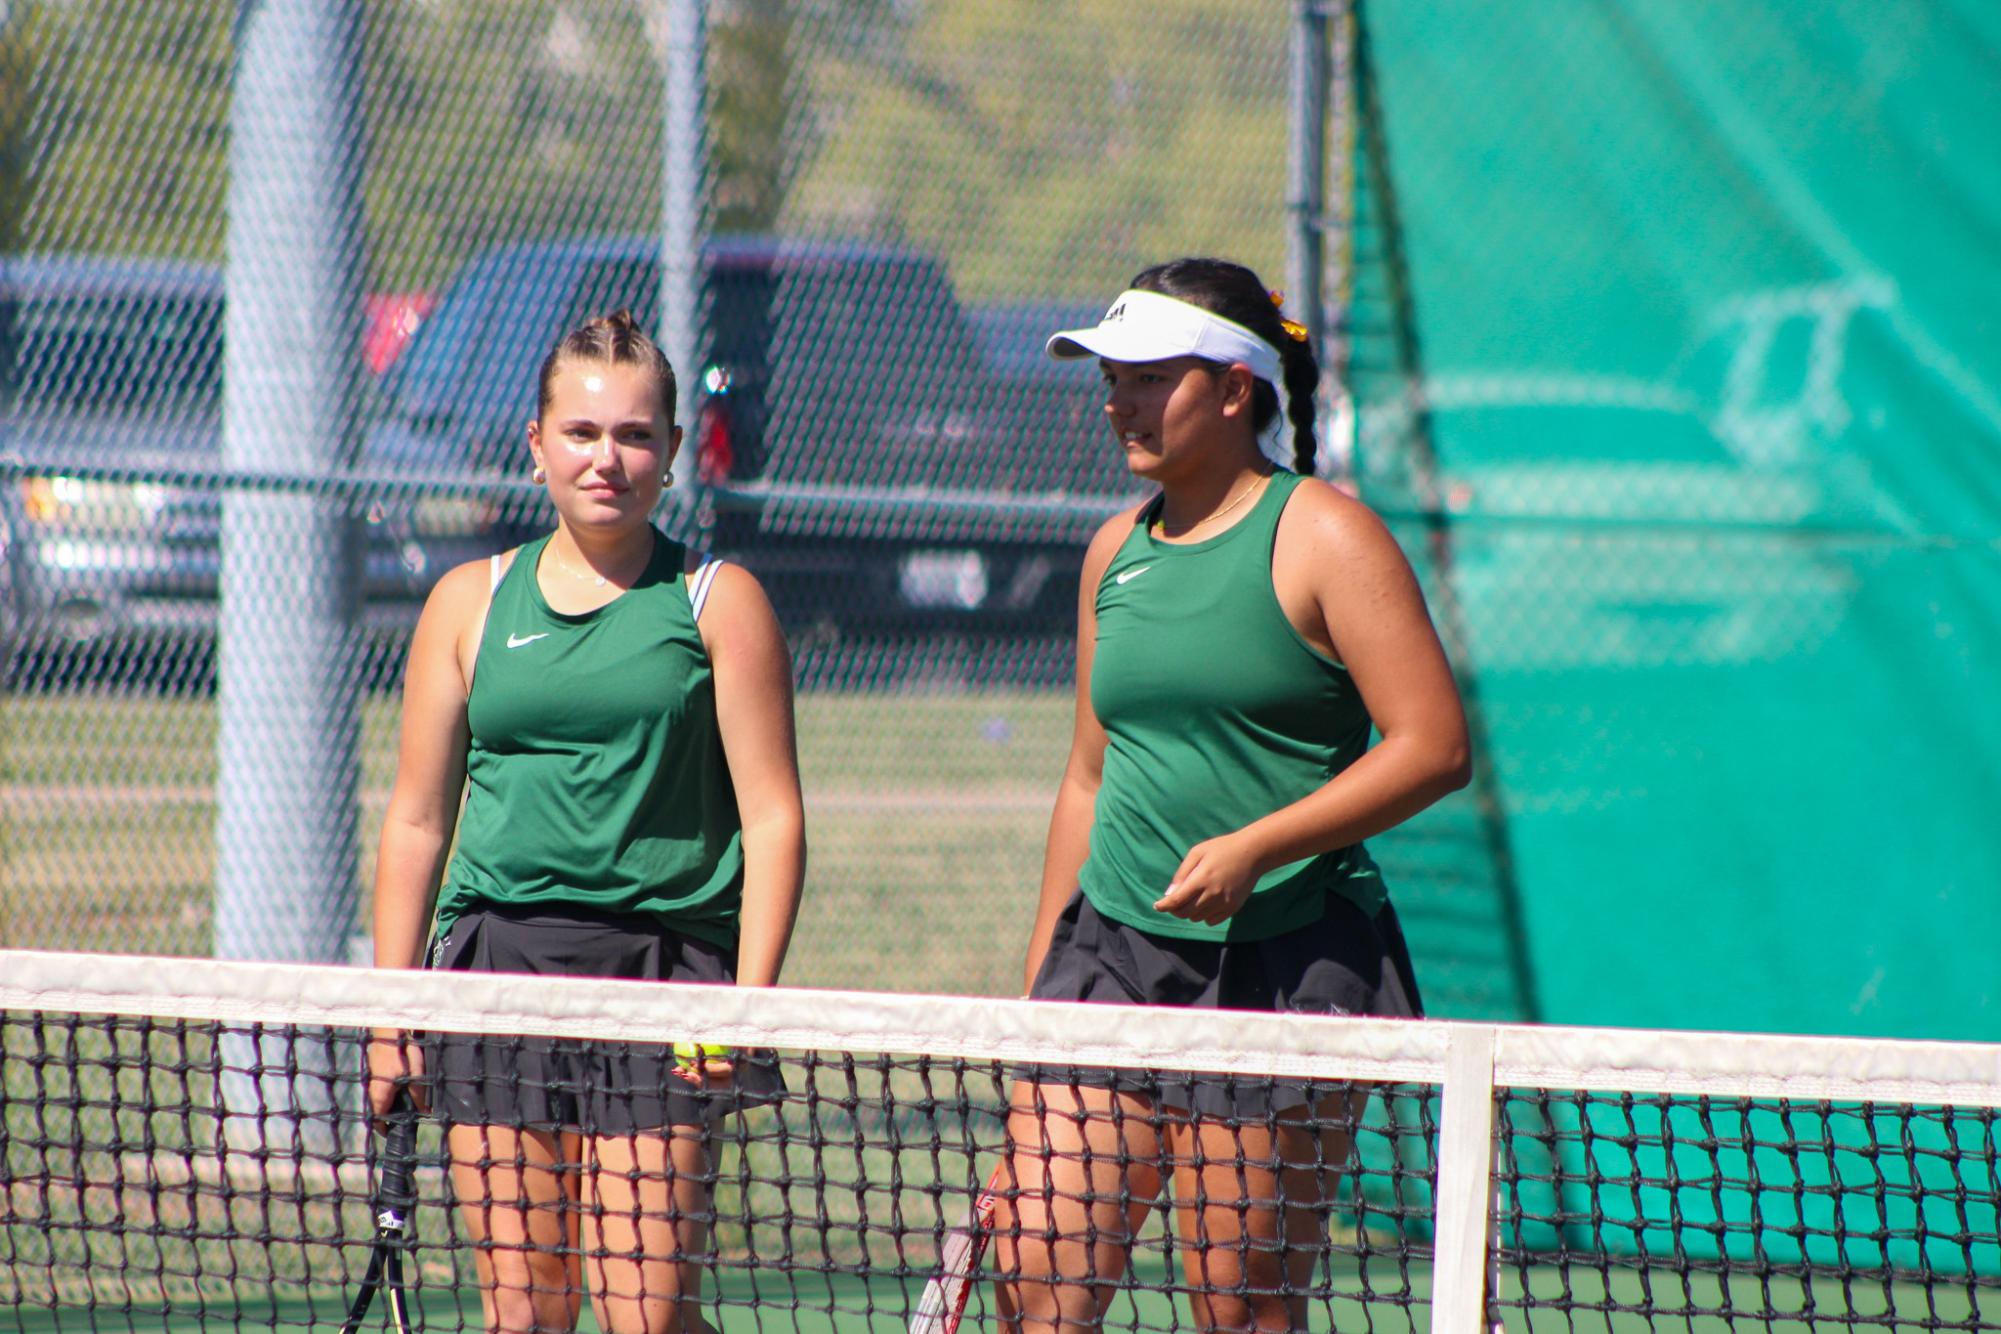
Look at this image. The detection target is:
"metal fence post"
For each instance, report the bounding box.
[1286,0,1330,470]
[216,0,367,1151]
[660,0,708,537]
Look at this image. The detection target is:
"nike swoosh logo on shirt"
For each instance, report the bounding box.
[505,632,549,648]
[1114,565,1152,585]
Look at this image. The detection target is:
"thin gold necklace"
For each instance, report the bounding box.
[550,541,646,588]
[1153,469,1271,538]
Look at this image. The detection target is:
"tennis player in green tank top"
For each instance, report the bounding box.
[365,312,805,1334]
[994,260,1471,1334]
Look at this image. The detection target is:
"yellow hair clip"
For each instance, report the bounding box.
[1268,288,1307,342]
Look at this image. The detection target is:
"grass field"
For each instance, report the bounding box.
[0,688,1076,995]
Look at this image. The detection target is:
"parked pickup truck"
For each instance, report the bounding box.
[367,235,1132,634]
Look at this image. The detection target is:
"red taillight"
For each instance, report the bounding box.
[697,397,734,483]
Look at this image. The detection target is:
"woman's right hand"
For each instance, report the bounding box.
[671,1044,738,1089]
[365,1027,428,1121]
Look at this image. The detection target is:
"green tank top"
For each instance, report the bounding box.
[1080,470,1385,941]
[433,529,744,947]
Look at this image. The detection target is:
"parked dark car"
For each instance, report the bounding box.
[0,254,504,683]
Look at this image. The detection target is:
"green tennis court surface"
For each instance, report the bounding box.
[13,1260,1981,1333]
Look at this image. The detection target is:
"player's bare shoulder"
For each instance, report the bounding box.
[1271,476,1429,659]
[409,553,510,681]
[1080,499,1150,593]
[414,557,495,633]
[689,556,785,661]
[1275,474,1408,572]
[695,559,775,622]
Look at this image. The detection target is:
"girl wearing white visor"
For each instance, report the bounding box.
[995,258,1471,1334]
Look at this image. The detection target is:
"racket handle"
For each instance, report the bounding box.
[375,1093,420,1225]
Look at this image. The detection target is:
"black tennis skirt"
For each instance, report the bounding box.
[424,904,783,1135]
[1020,888,1423,1120]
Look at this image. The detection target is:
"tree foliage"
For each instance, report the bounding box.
[0,3,43,255]
[363,0,802,287]
[7,0,799,288]
[6,0,1289,305]
[709,0,796,234]
[785,0,1288,299]
[363,1,660,290]
[7,1,230,261]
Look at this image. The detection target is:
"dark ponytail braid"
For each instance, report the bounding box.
[1276,332,1320,476]
[1128,257,1320,475]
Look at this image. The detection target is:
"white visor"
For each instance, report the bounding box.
[1045,289,1283,389]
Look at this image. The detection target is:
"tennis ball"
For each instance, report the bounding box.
[672,1041,722,1068]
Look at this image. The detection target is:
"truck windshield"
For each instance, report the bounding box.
[383,251,638,469]
[381,258,508,423]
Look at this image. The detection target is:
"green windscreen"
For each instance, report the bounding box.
[1354,0,2001,1041]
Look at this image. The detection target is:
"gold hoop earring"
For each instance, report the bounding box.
[532,465,547,484]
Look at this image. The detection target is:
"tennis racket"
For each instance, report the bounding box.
[339,1094,420,1334]
[908,1163,1004,1334]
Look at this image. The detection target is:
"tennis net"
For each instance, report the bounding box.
[3,949,1997,1333]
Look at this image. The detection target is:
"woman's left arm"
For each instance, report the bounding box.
[1154,485,1472,925]
[702,563,808,986]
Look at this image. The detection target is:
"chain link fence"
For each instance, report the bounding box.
[15,1,1974,1037]
[6,1,1427,1006]
[1347,0,2001,1040]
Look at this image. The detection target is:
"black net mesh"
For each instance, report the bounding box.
[3,1000,1437,1332]
[5,956,1998,1334]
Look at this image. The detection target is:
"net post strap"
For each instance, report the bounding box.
[1432,1024,1500,1334]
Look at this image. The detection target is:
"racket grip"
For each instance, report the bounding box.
[375,1094,420,1223]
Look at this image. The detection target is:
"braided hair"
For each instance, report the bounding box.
[1128,259,1320,475]
[536,308,678,422]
